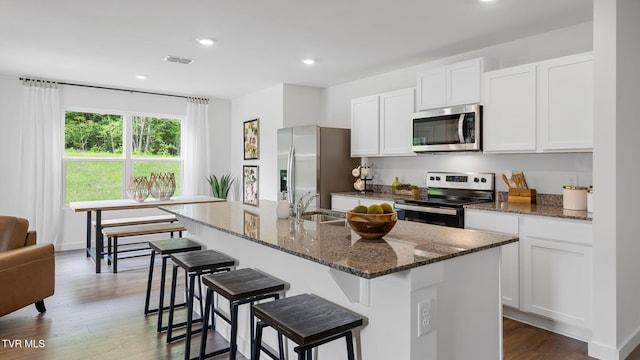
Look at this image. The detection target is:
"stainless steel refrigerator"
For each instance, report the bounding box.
[278,125,360,210]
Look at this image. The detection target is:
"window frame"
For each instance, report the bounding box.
[62,107,184,203]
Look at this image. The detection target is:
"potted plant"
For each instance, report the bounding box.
[206,173,235,199]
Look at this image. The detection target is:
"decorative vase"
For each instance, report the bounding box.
[127,176,150,202]
[149,172,176,200]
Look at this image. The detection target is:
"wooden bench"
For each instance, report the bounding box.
[91,214,178,228]
[102,222,187,273]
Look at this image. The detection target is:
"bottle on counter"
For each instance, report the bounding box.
[276,191,290,219]
[392,177,401,188]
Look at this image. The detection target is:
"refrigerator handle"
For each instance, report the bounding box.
[287,146,294,204]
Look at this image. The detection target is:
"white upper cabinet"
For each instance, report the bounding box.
[537,53,594,151]
[380,88,415,156]
[351,88,415,157]
[416,58,482,111]
[351,95,380,157]
[483,64,537,153]
[482,52,593,154]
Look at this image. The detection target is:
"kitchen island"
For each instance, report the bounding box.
[160,201,517,360]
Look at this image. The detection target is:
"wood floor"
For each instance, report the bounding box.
[1,249,639,359]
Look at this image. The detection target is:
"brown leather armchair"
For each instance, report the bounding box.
[0,216,55,317]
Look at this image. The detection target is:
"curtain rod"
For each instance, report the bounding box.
[19,77,208,101]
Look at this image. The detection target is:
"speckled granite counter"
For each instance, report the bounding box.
[465,201,592,221]
[161,200,517,279]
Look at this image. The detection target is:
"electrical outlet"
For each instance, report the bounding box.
[417,298,434,336]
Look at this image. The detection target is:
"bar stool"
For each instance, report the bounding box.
[198,267,287,360]
[166,249,236,358]
[252,293,364,360]
[144,238,202,332]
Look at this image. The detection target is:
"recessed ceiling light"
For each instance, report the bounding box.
[479,0,494,2]
[135,74,148,80]
[196,37,215,46]
[301,59,316,65]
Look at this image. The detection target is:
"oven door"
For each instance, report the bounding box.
[395,202,464,228]
[412,103,481,152]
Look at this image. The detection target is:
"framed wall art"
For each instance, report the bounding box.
[243,118,259,160]
[242,165,259,206]
[243,211,259,238]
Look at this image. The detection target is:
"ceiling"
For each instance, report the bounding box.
[0,0,592,99]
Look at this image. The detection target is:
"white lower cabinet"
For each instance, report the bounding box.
[465,209,592,338]
[331,195,390,212]
[465,209,519,308]
[520,216,592,329]
[331,195,360,212]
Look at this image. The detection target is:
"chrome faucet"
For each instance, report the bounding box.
[295,192,319,221]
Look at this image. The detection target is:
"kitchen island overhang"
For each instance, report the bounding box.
[160,201,518,360]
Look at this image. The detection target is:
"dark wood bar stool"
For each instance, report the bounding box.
[166,249,236,359]
[252,293,364,360]
[144,238,202,333]
[198,267,287,360]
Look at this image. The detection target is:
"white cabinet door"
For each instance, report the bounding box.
[331,195,359,212]
[482,64,537,153]
[416,67,446,110]
[380,88,415,156]
[447,58,482,106]
[465,209,520,308]
[351,95,380,156]
[416,58,482,111]
[538,53,593,151]
[520,216,592,329]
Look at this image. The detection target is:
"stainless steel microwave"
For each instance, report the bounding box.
[412,103,482,152]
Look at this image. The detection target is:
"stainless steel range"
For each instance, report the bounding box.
[394,172,495,228]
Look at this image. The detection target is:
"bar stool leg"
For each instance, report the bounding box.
[184,273,197,360]
[166,264,179,343]
[346,331,355,360]
[144,250,156,315]
[230,303,239,360]
[157,256,169,332]
[199,288,214,360]
[254,322,265,360]
[306,348,312,359]
[113,236,119,273]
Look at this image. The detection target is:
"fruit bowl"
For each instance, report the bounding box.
[346,211,398,240]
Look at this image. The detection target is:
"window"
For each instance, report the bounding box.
[64,110,182,203]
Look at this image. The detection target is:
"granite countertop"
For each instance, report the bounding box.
[334,191,592,221]
[160,201,517,279]
[465,201,592,221]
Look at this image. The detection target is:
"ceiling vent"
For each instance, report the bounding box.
[164,55,194,65]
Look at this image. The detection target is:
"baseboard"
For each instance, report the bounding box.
[618,323,640,360]
[588,340,621,360]
[503,306,591,341]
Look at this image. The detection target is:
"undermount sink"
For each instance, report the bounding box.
[301,213,346,225]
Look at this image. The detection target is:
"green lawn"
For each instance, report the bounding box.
[65,151,181,203]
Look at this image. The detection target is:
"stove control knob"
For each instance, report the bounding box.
[474,177,480,183]
[436,176,441,181]
[429,176,435,181]
[481,177,487,183]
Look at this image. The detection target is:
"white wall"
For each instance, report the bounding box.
[591,0,640,359]
[323,21,594,193]
[283,84,325,128]
[0,74,230,250]
[230,84,284,202]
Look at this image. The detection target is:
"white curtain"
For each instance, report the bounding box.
[182,97,211,196]
[18,79,63,244]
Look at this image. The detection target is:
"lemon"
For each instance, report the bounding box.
[352,205,368,213]
[380,203,394,214]
[367,204,383,214]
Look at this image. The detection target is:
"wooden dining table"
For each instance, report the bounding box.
[69,196,225,273]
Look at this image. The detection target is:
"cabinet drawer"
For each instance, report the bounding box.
[331,196,359,212]
[521,216,592,245]
[464,209,519,234]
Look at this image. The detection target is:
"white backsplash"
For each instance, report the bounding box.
[361,152,593,195]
